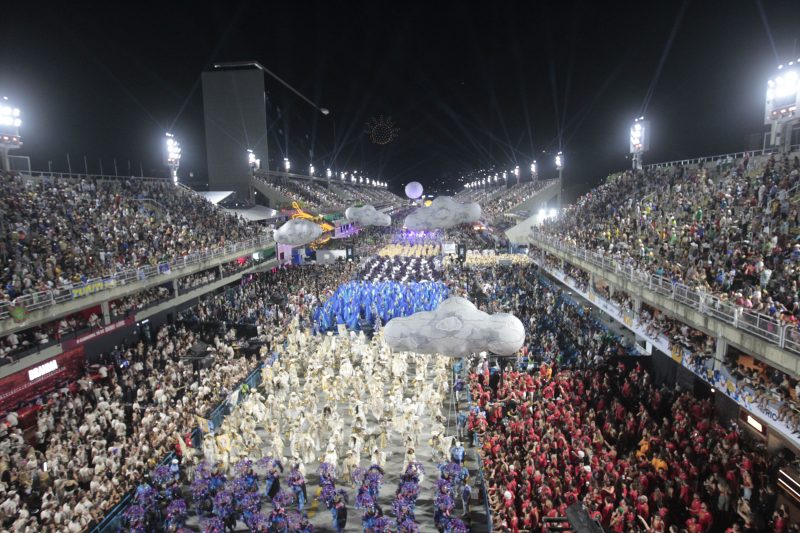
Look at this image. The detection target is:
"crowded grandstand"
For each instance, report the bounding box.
[2,3,800,533]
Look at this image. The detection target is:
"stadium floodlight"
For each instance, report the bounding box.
[536,207,559,224]
[284,157,291,171]
[0,97,22,173]
[501,172,506,182]
[629,116,650,170]
[0,106,21,128]
[326,168,332,178]
[165,133,181,185]
[766,60,800,151]
[309,164,315,176]
[247,149,260,170]
[555,152,564,209]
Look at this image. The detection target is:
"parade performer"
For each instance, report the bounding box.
[263,458,283,500]
[287,463,308,511]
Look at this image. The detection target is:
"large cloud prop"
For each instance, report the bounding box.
[403,196,481,230]
[384,296,525,357]
[273,219,323,246]
[345,204,391,227]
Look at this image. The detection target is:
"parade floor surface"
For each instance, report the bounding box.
[184,358,490,532]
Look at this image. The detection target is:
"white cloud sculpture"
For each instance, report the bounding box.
[403,196,482,230]
[345,204,391,227]
[383,295,525,357]
[273,219,323,246]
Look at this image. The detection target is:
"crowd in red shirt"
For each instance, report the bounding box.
[469,361,791,532]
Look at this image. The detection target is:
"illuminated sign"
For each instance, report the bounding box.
[28,360,58,381]
[746,415,763,433]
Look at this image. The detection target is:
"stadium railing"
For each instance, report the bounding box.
[642,143,799,171]
[23,171,168,182]
[0,234,275,321]
[529,229,799,356]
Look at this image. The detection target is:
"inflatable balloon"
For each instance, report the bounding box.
[403,196,481,230]
[345,205,391,227]
[383,296,525,357]
[404,181,423,199]
[273,219,323,246]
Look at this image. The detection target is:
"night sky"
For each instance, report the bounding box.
[1,1,799,198]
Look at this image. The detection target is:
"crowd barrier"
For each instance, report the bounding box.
[642,144,799,171]
[529,230,800,356]
[88,359,267,533]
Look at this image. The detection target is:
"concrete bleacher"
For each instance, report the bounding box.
[252,171,402,213]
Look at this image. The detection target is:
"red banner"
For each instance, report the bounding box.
[61,316,134,350]
[0,346,85,413]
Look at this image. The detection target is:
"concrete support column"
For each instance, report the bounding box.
[100,301,111,325]
[633,296,642,314]
[713,337,728,371]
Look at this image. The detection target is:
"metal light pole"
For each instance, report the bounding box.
[0,98,22,173]
[555,151,564,208]
[248,149,260,203]
[165,133,181,185]
[630,117,649,170]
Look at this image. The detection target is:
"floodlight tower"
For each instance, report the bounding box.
[555,151,564,207]
[531,161,537,182]
[0,98,22,173]
[765,59,800,152]
[630,116,650,170]
[247,149,260,203]
[164,133,181,185]
[248,149,261,172]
